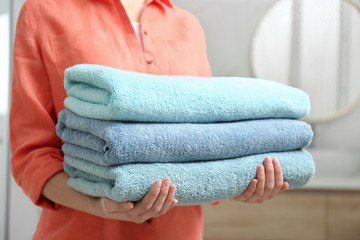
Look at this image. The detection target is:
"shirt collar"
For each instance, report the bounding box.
[97,0,173,9]
[149,0,173,8]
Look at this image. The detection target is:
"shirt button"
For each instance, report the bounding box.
[147,59,153,64]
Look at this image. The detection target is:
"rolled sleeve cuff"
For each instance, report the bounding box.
[14,153,65,210]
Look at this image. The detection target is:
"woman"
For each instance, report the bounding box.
[10,0,288,239]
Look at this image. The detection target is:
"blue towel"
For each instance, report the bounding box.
[64,64,310,122]
[64,150,315,206]
[57,109,313,166]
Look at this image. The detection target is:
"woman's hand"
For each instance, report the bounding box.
[231,157,289,203]
[95,178,178,223]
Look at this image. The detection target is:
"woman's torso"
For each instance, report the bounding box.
[26,0,211,239]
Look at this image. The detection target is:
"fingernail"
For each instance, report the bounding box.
[169,186,176,195]
[265,157,272,165]
[123,202,133,209]
[273,158,280,166]
[163,178,171,187]
[259,165,264,173]
[155,180,162,190]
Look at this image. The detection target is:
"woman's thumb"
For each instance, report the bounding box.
[101,198,134,213]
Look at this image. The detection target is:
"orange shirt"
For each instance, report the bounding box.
[9,0,212,239]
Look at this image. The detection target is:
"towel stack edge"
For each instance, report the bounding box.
[56,109,314,166]
[58,64,315,205]
[64,64,310,122]
[63,150,315,205]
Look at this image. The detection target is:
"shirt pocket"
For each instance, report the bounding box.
[50,29,118,76]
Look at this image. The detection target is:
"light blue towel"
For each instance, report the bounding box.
[57,109,313,166]
[64,150,315,206]
[64,64,310,122]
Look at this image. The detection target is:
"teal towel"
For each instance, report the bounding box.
[64,150,315,206]
[57,109,313,166]
[64,64,310,122]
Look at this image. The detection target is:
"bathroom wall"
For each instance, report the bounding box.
[174,0,278,77]
[174,0,360,189]
[1,0,42,239]
[0,0,10,238]
[0,115,8,240]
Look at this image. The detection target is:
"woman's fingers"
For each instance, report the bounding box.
[153,184,177,217]
[280,182,289,192]
[248,165,265,203]
[100,179,178,223]
[247,157,286,203]
[263,156,275,199]
[170,198,179,209]
[131,179,162,216]
[231,156,288,204]
[159,184,177,213]
[100,198,134,213]
[268,158,284,199]
[138,178,174,220]
[150,178,171,212]
[233,179,258,201]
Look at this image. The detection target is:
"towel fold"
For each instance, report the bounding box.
[57,109,313,166]
[64,64,310,122]
[64,150,315,206]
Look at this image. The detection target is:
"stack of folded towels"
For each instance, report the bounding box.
[56,64,315,206]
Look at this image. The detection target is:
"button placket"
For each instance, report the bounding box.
[142,29,153,64]
[140,15,154,67]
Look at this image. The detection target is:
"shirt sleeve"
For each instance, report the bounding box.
[9,2,64,210]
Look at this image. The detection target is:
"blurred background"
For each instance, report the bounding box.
[1,0,360,239]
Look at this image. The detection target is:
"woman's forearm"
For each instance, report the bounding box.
[42,171,103,217]
[41,171,178,223]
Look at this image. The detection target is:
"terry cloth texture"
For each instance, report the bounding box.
[64,150,315,206]
[64,64,310,122]
[57,109,313,166]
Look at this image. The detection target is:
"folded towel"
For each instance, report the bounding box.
[64,64,310,122]
[57,109,313,166]
[64,150,315,205]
